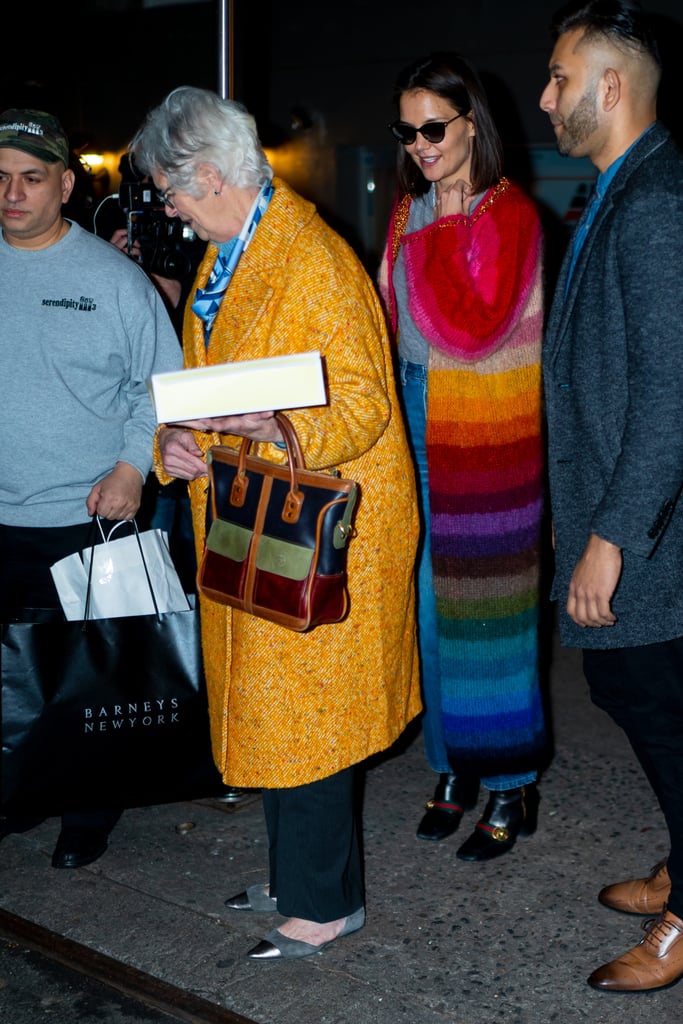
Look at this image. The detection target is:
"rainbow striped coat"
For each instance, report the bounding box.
[381,179,547,773]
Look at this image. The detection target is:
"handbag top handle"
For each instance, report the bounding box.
[233,413,306,523]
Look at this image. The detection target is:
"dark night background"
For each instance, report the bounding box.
[2,0,682,269]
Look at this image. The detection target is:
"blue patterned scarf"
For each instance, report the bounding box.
[192,178,274,341]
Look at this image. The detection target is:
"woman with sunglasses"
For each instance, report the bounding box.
[379,52,548,861]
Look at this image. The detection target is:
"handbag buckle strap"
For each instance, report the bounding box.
[282,488,304,523]
[230,474,248,507]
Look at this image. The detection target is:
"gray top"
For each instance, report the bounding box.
[0,220,182,527]
[395,188,435,366]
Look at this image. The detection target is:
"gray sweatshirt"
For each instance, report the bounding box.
[0,220,183,527]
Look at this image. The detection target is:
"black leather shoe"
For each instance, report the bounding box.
[51,826,110,869]
[456,785,539,861]
[215,787,246,803]
[416,773,479,841]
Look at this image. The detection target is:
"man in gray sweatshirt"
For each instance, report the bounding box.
[0,108,182,867]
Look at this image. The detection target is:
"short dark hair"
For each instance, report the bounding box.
[550,0,661,67]
[391,52,503,197]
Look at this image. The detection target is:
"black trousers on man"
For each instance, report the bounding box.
[584,637,683,919]
[0,521,122,837]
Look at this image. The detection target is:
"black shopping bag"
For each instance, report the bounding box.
[1,605,223,818]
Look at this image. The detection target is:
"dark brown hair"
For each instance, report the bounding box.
[391,52,503,196]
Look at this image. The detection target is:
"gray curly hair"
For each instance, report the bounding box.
[129,86,272,197]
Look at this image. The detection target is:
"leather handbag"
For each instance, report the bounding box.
[198,412,359,631]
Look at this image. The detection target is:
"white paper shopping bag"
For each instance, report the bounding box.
[50,520,190,620]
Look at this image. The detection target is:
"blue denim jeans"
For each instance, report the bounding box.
[398,358,536,792]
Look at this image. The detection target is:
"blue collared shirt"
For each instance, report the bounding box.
[564,125,654,297]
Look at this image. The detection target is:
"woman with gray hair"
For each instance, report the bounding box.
[129,87,421,961]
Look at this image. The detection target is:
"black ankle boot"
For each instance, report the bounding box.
[455,784,539,861]
[416,773,479,841]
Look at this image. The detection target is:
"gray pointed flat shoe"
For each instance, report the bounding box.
[246,906,365,960]
[225,884,277,913]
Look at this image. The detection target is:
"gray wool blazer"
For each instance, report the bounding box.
[543,121,683,650]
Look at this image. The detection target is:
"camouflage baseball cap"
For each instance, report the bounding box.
[0,108,69,165]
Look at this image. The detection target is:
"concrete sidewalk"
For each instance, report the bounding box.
[0,634,674,1024]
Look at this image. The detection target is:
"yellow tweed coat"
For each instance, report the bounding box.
[162,178,421,789]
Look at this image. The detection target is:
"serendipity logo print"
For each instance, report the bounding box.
[42,295,97,311]
[83,698,181,734]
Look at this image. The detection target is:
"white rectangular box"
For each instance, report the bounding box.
[148,351,327,423]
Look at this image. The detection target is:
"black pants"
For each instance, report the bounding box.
[0,520,117,616]
[584,637,683,919]
[261,766,364,922]
[0,521,121,834]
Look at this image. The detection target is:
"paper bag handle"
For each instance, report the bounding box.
[83,517,162,626]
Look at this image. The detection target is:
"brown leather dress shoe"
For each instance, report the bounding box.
[588,908,683,991]
[598,859,670,914]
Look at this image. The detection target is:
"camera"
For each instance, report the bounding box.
[118,177,204,281]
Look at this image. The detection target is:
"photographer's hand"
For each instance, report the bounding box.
[110,226,141,260]
[109,228,182,310]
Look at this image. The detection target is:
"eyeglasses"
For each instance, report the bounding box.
[388,113,464,146]
[157,186,177,210]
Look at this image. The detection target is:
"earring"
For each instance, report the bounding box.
[213,189,220,196]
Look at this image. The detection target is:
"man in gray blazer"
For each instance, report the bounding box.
[541,0,683,993]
